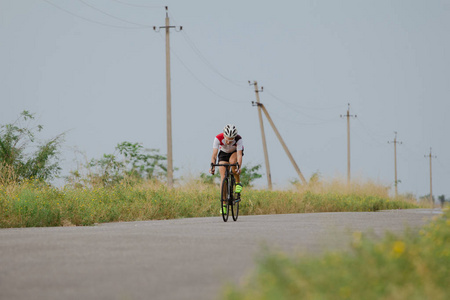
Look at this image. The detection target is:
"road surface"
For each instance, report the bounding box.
[0,209,441,300]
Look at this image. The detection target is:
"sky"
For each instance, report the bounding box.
[1,0,449,199]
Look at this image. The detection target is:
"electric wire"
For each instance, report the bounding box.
[44,0,244,103]
[42,0,148,29]
[167,10,249,89]
[265,89,347,111]
[352,125,386,148]
[42,0,441,183]
[263,89,343,122]
[355,118,389,147]
[436,157,450,177]
[180,31,249,89]
[77,0,153,27]
[263,108,340,126]
[109,0,163,8]
[400,143,428,163]
[156,32,245,104]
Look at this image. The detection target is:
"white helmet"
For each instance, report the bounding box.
[223,124,238,138]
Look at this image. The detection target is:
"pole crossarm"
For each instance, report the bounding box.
[153,7,182,31]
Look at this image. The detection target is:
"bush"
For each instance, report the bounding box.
[0,111,64,183]
[223,209,450,300]
[66,141,167,187]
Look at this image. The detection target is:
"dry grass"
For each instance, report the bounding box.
[0,175,420,228]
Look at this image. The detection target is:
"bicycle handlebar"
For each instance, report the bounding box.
[211,162,240,171]
[211,162,239,167]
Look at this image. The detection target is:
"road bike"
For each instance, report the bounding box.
[211,163,241,222]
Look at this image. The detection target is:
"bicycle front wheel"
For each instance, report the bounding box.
[230,177,239,221]
[221,177,229,222]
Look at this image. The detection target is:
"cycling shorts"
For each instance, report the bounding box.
[218,150,244,162]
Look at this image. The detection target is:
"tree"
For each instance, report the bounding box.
[0,111,64,183]
[438,195,447,208]
[116,141,167,180]
[67,141,168,187]
[239,164,263,187]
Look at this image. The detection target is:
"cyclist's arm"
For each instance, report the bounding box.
[210,148,219,174]
[236,150,243,172]
[236,138,243,170]
[211,148,219,165]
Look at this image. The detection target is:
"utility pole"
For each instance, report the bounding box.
[340,103,356,184]
[388,132,402,198]
[251,93,307,185]
[153,7,182,188]
[249,81,272,190]
[424,147,437,205]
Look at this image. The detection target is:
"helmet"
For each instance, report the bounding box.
[223,124,238,138]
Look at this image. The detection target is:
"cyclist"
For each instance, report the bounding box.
[209,124,244,208]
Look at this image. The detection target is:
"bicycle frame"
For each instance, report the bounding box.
[211,163,240,222]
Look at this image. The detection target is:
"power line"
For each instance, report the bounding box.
[264,89,346,122]
[265,89,346,111]
[400,144,425,163]
[42,0,148,29]
[436,157,450,177]
[355,118,389,146]
[77,0,153,27]
[110,0,163,8]
[180,31,249,88]
[264,108,339,126]
[167,11,248,89]
[351,126,386,148]
[156,32,245,104]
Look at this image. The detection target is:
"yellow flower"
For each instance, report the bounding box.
[393,241,405,255]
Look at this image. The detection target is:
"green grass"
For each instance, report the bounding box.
[0,180,418,228]
[222,208,450,300]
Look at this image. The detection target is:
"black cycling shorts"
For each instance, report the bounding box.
[218,150,244,162]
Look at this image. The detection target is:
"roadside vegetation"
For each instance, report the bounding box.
[0,111,423,228]
[0,177,418,228]
[222,207,450,300]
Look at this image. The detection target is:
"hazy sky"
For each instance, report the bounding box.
[1,0,449,198]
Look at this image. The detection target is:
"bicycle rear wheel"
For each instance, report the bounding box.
[230,177,239,221]
[221,177,229,222]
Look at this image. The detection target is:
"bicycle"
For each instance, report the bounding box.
[211,163,241,222]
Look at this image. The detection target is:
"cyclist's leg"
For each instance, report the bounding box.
[218,160,228,205]
[218,160,227,188]
[229,152,242,193]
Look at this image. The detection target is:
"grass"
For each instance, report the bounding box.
[0,178,418,228]
[222,207,450,300]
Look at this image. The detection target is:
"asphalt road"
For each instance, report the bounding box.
[0,209,441,300]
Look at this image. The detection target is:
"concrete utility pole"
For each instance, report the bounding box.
[251,92,307,185]
[424,148,437,205]
[154,7,182,188]
[340,103,356,184]
[388,132,402,198]
[249,81,272,190]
